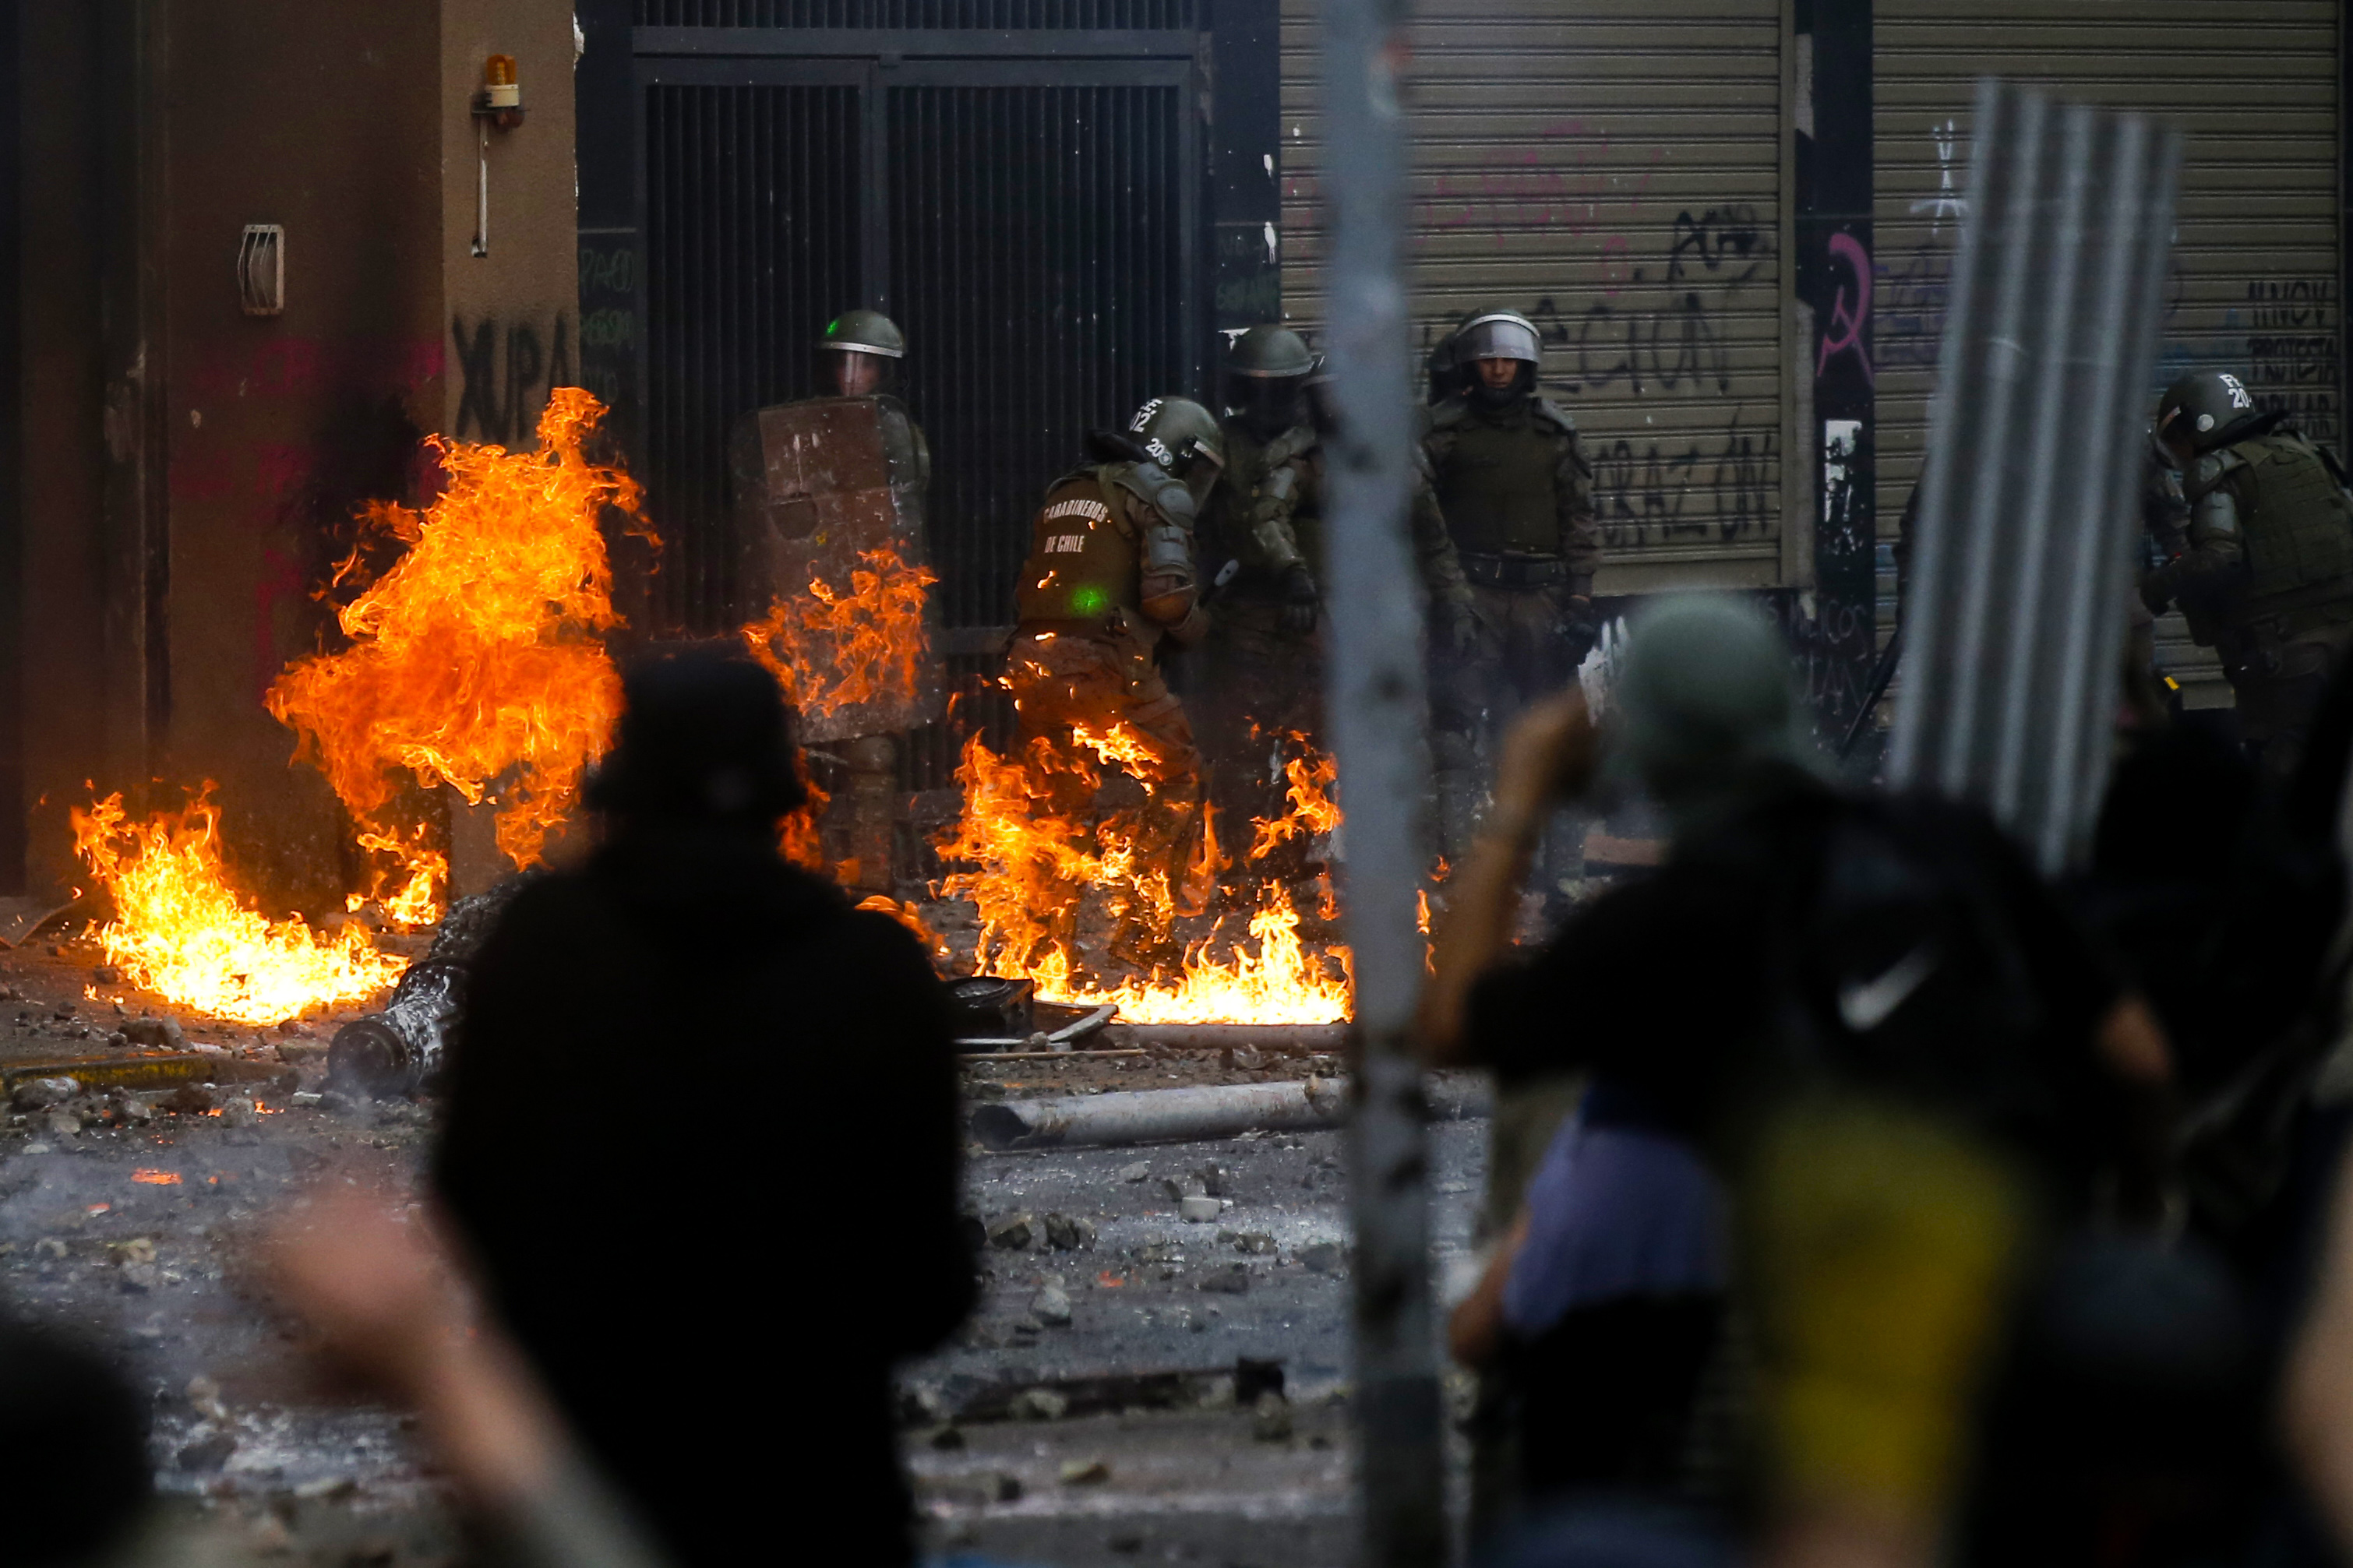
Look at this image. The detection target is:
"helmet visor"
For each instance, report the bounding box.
[1456,315,1541,365]
[1223,371,1304,435]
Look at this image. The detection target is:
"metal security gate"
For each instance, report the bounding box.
[1874,0,2342,710]
[633,34,1204,636]
[1276,0,1788,596]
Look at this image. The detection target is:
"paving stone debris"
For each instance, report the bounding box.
[1009,1388,1069,1421]
[11,1075,75,1109]
[1042,1212,1097,1250]
[1117,1160,1151,1183]
[1299,1240,1345,1274]
[986,1213,1035,1250]
[1198,1265,1251,1295]
[1194,1162,1233,1196]
[1178,1195,1222,1224]
[1030,1282,1073,1327]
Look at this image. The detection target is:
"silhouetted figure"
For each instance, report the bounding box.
[437,646,972,1568]
[0,1320,149,1568]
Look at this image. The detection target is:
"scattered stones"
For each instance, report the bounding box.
[1198,1265,1251,1295]
[1233,1231,1276,1255]
[217,1098,257,1130]
[118,1263,158,1294]
[90,965,120,985]
[1030,1282,1073,1327]
[34,1238,66,1260]
[111,1237,157,1267]
[1251,1392,1294,1443]
[1008,1387,1068,1421]
[163,1084,215,1116]
[1178,1195,1221,1224]
[986,1213,1035,1250]
[175,1432,237,1471]
[11,1076,76,1110]
[316,1091,363,1118]
[39,1108,80,1140]
[1160,1176,1204,1203]
[113,1094,152,1124]
[186,1376,228,1421]
[1299,1241,1345,1274]
[1193,1163,1232,1197]
[929,1425,966,1451]
[1117,1160,1151,1183]
[1042,1212,1096,1251]
[1059,1458,1111,1485]
[1225,1043,1264,1071]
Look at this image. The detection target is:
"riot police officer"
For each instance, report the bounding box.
[1007,396,1225,962]
[1422,308,1601,848]
[816,308,931,478]
[2141,370,2353,777]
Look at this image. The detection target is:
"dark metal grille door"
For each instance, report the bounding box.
[643,82,860,629]
[637,1,1198,26]
[891,80,1187,627]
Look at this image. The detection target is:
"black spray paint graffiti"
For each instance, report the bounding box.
[452,314,577,446]
[1587,414,1776,548]
[2244,277,2341,446]
[1509,206,1772,398]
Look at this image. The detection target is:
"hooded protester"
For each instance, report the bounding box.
[1425,596,2175,1566]
[436,645,972,1568]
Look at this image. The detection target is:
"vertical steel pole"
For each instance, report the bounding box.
[1317,0,1444,1557]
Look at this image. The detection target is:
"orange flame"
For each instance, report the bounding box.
[744,544,937,721]
[70,791,406,1025]
[1247,745,1342,862]
[855,893,951,964]
[266,389,648,917]
[936,729,1352,1024]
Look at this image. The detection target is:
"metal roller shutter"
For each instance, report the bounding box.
[1278,0,1787,592]
[1875,2,2341,706]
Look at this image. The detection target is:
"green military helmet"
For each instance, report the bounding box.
[2155,371,2261,459]
[1613,594,1810,815]
[1223,326,1316,440]
[1128,394,1226,503]
[816,309,906,359]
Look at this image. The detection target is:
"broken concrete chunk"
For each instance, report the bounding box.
[1178,1195,1221,1224]
[1233,1231,1276,1255]
[163,1084,215,1116]
[1117,1160,1151,1183]
[1042,1213,1096,1251]
[122,1017,184,1050]
[986,1213,1035,1250]
[39,1108,79,1140]
[1193,1163,1232,1197]
[1198,1265,1251,1295]
[1300,1241,1346,1274]
[1009,1388,1068,1421]
[11,1076,76,1110]
[1031,1284,1073,1327]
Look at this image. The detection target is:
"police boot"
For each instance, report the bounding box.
[1430,728,1485,862]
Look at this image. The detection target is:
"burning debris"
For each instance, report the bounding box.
[266,388,651,918]
[743,543,938,725]
[937,726,1353,1026]
[69,791,406,1026]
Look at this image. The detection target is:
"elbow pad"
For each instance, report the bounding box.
[1138,510,1198,626]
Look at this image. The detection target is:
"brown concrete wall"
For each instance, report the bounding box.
[161,1,444,912]
[441,0,580,451]
[18,7,111,895]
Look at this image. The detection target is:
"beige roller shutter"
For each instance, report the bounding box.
[1875,2,2341,706]
[1278,0,1788,594]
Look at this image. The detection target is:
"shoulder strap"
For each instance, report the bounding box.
[1531,396,1579,436]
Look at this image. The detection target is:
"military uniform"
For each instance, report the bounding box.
[1007,401,1221,953]
[2143,374,2353,777]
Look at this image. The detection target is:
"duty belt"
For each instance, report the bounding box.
[1459,551,1567,589]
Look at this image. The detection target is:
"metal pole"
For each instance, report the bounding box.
[1315,0,1445,1554]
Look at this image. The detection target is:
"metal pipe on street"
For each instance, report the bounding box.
[1106,1024,1350,1053]
[1317,0,1446,1551]
[969,1079,1349,1150]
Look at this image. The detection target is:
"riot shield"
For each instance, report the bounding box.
[732,394,944,743]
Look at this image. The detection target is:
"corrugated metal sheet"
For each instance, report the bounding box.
[637,1,1198,26]
[1279,0,1785,590]
[1875,1,2340,705]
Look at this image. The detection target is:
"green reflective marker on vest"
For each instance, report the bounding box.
[1071,585,1109,615]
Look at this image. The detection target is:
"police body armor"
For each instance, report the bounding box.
[1017,461,1202,644]
[2202,431,2353,627]
[1430,396,1576,560]
[730,393,943,742]
[1216,423,1319,585]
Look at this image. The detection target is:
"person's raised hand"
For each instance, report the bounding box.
[1490,689,1597,831]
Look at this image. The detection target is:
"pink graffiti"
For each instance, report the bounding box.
[1817,231,1875,383]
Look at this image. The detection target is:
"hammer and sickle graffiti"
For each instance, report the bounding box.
[1817,231,1875,384]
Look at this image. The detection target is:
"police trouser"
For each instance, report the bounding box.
[1004,625,1209,932]
[1430,582,1582,865]
[2224,620,2353,780]
[1198,593,1326,851]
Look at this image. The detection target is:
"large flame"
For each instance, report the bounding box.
[937,727,1353,1025]
[744,544,937,721]
[266,389,647,918]
[71,791,407,1025]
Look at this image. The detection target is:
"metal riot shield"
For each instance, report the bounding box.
[732,394,944,743]
[1886,79,2182,873]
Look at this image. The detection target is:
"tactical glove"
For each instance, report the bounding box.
[1558,594,1599,666]
[1281,564,1321,635]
